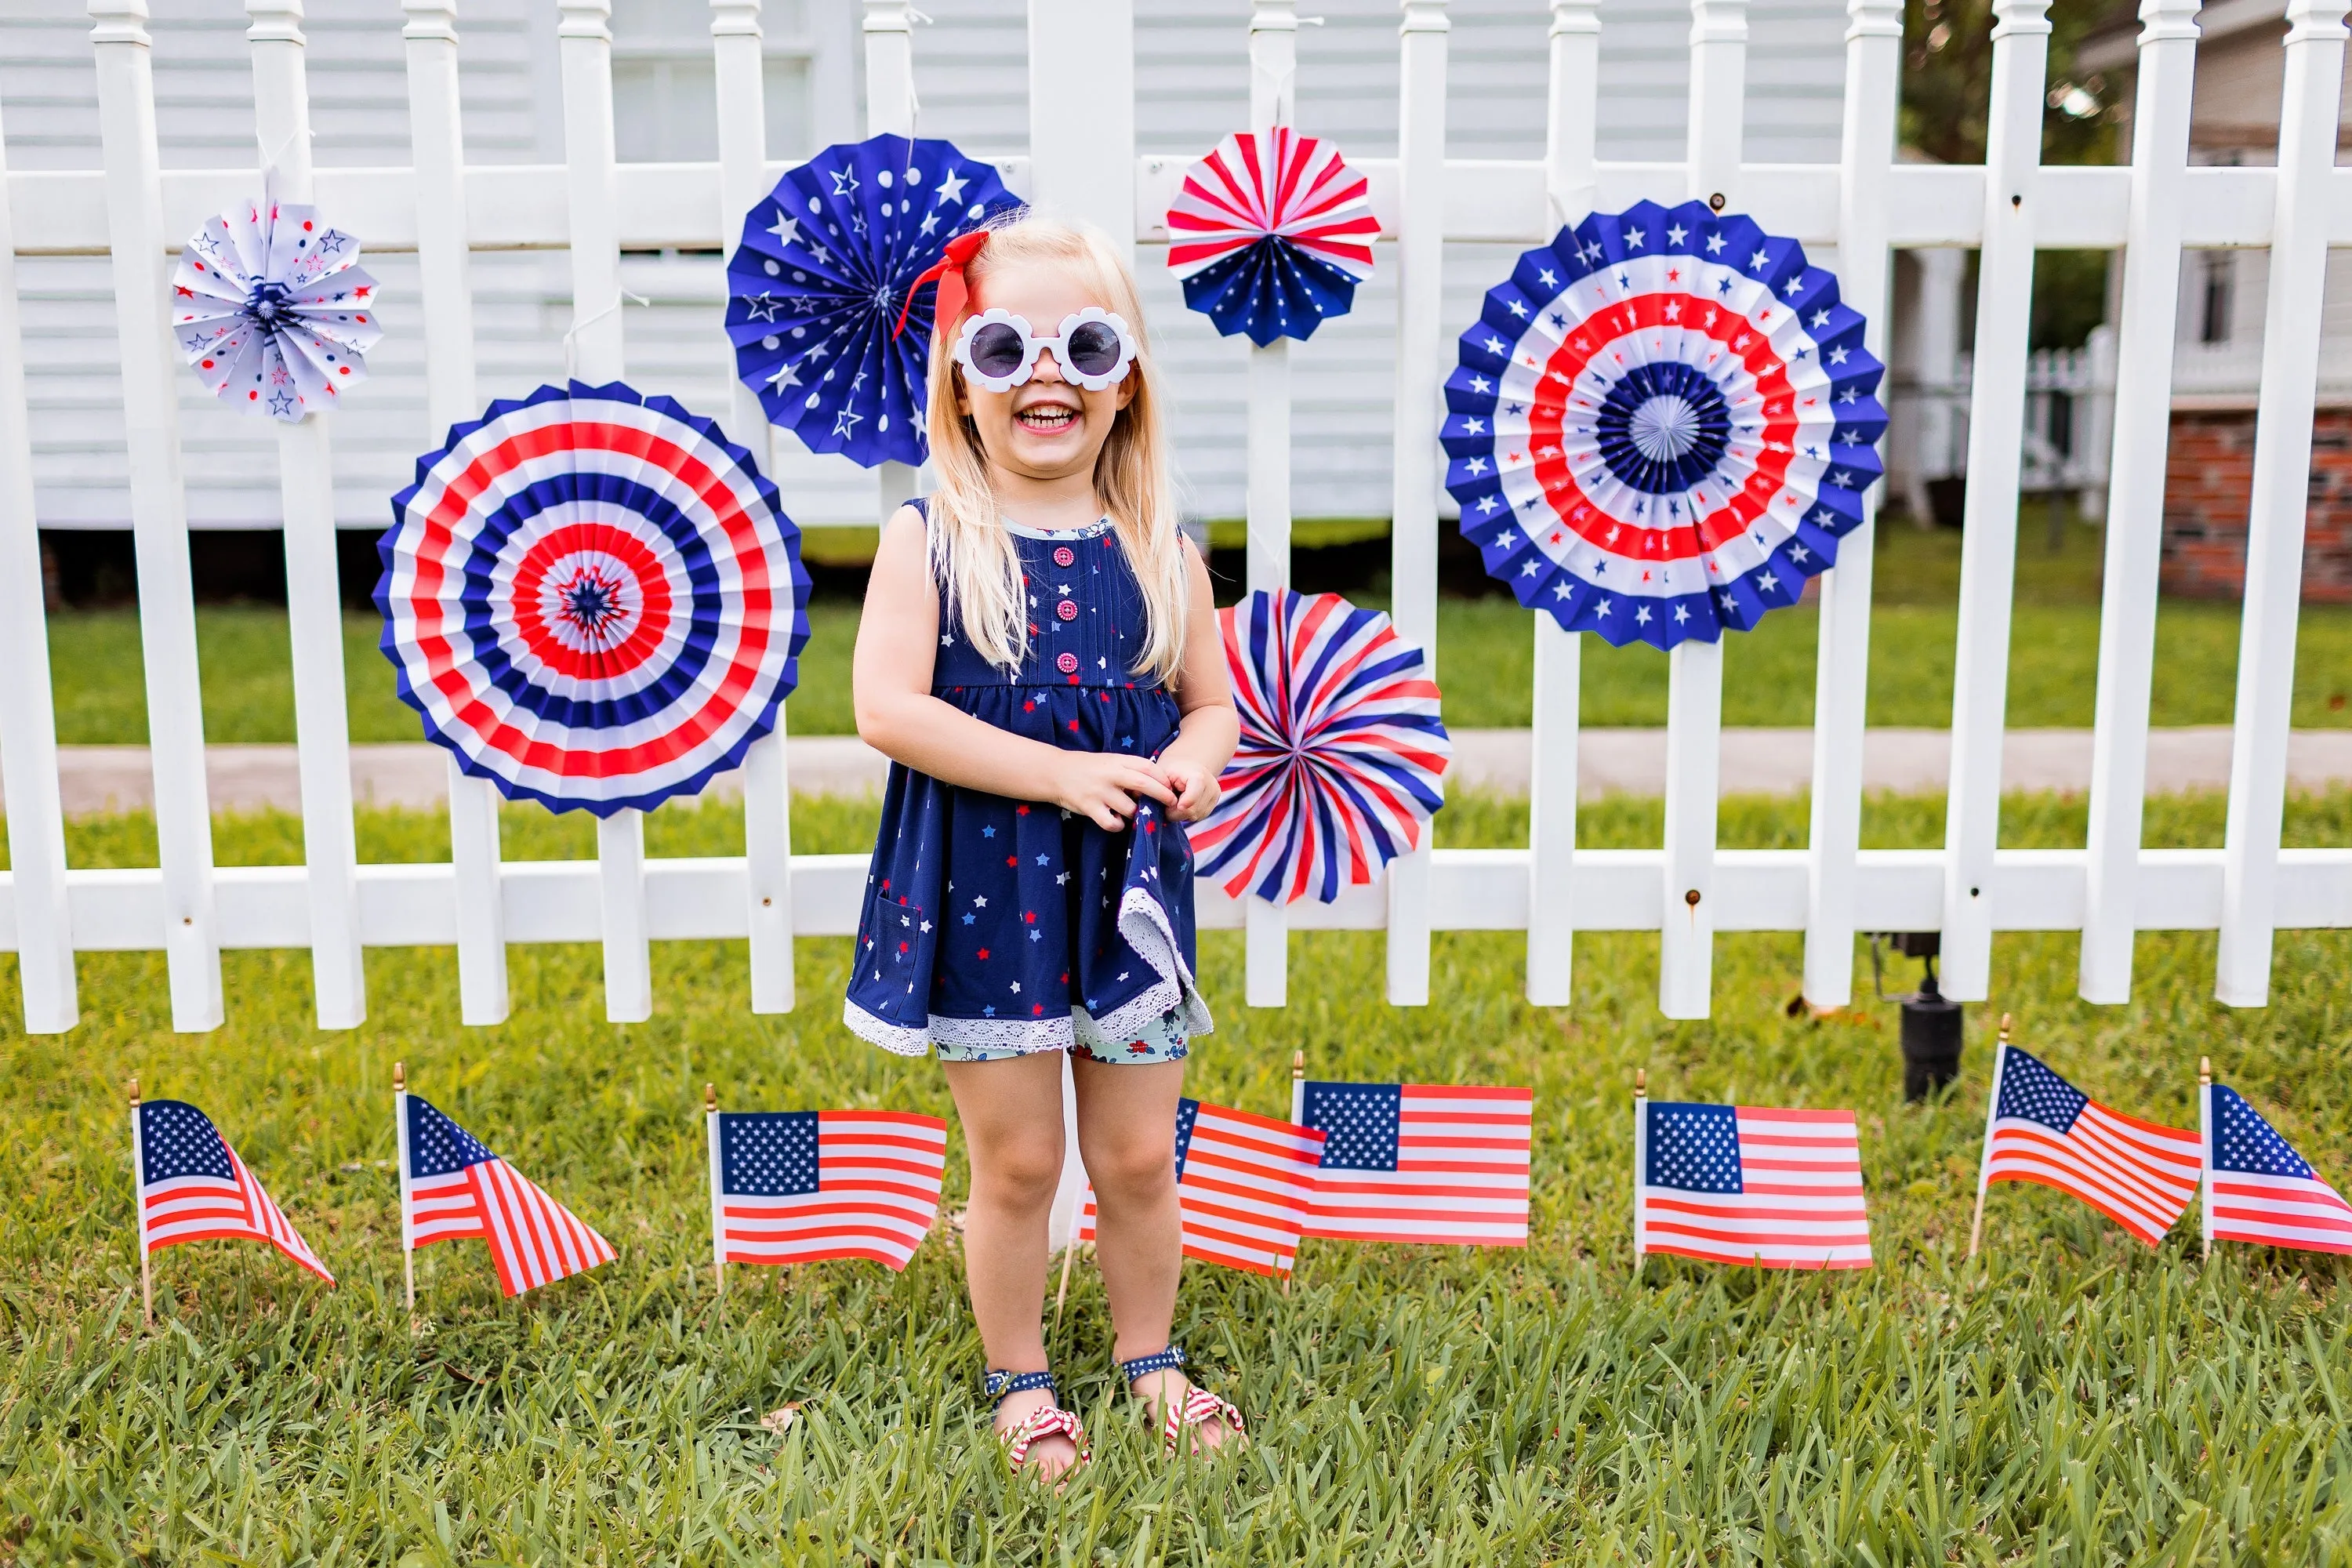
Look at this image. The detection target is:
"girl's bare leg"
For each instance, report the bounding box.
[940,1051,1078,1475]
[1071,1054,1233,1450]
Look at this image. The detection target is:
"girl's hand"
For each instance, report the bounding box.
[1052,753,1177,831]
[1160,757,1222,823]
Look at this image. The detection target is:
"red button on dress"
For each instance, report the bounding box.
[1056,600,1078,622]
[1053,546,1076,567]
[1056,652,1079,674]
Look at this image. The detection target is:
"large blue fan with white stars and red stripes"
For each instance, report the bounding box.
[376,381,811,817]
[1188,589,1450,905]
[1440,200,1886,650]
[725,134,1022,469]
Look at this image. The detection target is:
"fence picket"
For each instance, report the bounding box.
[2218,0,2351,1005]
[401,0,510,1027]
[2080,0,2201,1005]
[1242,0,1296,1010]
[0,90,78,1035]
[717,0,793,1014]
[1801,0,1903,1010]
[247,0,365,1030]
[1526,0,1602,1007]
[554,0,652,1024]
[863,0,920,532]
[87,0,224,1033]
[1940,0,2051,1003]
[1658,0,1750,1020]
[1385,0,1448,1008]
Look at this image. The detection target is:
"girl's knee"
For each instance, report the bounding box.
[1081,1125,1178,1200]
[971,1127,1065,1203]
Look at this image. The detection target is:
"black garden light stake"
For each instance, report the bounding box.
[1871,931,1964,1102]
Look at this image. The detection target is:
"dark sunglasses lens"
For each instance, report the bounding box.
[968,322,1028,378]
[1065,321,1124,376]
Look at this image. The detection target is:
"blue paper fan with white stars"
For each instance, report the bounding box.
[1439,199,1886,651]
[725,134,1022,469]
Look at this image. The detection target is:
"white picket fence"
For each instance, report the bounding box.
[2,0,2349,1042]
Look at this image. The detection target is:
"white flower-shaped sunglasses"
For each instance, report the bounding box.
[951,307,1138,394]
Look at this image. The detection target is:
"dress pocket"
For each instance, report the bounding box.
[853,881,939,1028]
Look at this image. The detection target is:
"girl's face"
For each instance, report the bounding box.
[954,261,1136,485]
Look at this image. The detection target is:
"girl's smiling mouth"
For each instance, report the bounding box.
[1014,398,1080,434]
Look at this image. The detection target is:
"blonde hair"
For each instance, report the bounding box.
[922,214,1190,685]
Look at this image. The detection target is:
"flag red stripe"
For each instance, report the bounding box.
[1643,1240,1872,1270]
[1984,1162,2174,1246]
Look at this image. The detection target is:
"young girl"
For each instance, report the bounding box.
[846,215,1241,1476]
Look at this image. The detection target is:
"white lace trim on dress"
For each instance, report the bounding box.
[1089,883,1215,1047]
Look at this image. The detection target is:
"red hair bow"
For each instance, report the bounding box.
[893,230,989,340]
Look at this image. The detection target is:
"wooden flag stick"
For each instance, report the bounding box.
[705,1083,725,1296]
[1966,1013,2012,1261]
[1285,1049,1308,1297]
[1052,1225,1077,1334]
[2198,1054,2214,1261]
[394,1061,416,1316]
[129,1076,151,1327]
[1632,1069,1647,1276]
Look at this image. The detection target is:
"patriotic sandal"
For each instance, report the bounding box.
[984,1369,1091,1474]
[1120,1345,1247,1456]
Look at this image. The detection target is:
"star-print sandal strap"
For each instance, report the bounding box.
[1117,1346,1186,1385]
[984,1368,1058,1407]
[1001,1402,1091,1471]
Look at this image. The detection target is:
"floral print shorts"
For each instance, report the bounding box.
[935,1005,1192,1066]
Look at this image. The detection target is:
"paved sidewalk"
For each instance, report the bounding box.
[10,728,2351,816]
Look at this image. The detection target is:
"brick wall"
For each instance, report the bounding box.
[2161,408,2352,603]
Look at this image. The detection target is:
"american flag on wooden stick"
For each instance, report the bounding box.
[707,1106,948,1274]
[2202,1076,2352,1256]
[1635,1098,1872,1269]
[1077,1098,1326,1277]
[1294,1080,1531,1246]
[398,1091,614,1297]
[1973,1042,2199,1250]
[134,1098,333,1285]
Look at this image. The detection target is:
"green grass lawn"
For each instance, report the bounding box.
[42,523,2352,744]
[5,790,2352,1560]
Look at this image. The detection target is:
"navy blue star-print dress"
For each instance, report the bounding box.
[844,504,1212,1063]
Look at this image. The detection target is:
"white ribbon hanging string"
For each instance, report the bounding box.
[563,287,652,382]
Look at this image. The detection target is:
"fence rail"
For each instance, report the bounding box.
[2,0,2348,1039]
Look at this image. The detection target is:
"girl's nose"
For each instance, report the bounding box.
[1029,348,1068,383]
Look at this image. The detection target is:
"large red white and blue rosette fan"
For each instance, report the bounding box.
[1440,199,1887,649]
[725,134,1022,469]
[375,381,812,817]
[1188,590,1450,905]
[170,198,381,422]
[1165,127,1377,346]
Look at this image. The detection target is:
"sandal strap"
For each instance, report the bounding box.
[984,1368,1057,1406]
[1003,1402,1091,1469]
[1118,1345,1186,1385]
[1158,1386,1247,1455]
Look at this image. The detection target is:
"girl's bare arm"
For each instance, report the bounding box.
[852,506,1178,831]
[1156,542,1240,822]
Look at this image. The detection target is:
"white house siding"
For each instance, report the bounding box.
[3,0,1852,532]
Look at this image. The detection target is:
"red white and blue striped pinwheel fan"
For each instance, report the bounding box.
[1441,200,1887,649]
[1189,590,1450,905]
[1165,128,1377,346]
[376,381,812,817]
